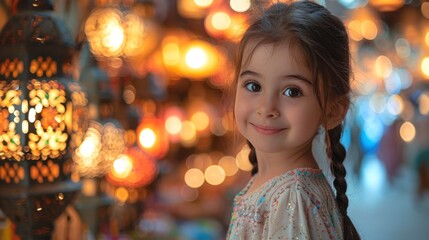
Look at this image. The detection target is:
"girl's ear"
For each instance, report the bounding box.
[326,96,349,130]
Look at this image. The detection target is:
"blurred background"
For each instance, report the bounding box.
[0,0,429,239]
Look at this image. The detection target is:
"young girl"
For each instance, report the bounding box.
[227,1,360,240]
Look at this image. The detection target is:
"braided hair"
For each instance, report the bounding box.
[233,1,360,239]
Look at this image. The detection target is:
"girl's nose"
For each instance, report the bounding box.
[256,94,280,118]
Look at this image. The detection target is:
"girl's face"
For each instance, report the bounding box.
[234,42,323,155]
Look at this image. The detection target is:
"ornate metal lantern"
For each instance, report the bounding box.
[0,0,88,239]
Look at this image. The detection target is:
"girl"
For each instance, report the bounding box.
[226,1,360,240]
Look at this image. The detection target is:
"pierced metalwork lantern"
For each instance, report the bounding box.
[0,0,88,239]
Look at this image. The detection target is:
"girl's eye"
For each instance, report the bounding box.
[283,87,302,97]
[245,82,261,92]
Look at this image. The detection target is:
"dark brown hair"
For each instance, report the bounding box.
[232,1,360,239]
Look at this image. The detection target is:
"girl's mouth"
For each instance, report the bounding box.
[250,123,286,135]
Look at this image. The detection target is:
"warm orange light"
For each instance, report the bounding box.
[418,92,429,115]
[112,155,133,179]
[399,121,416,142]
[369,0,404,12]
[191,111,210,131]
[235,145,252,171]
[180,121,197,147]
[204,165,225,185]
[177,0,212,19]
[165,116,182,135]
[184,168,205,188]
[137,117,169,160]
[230,0,251,12]
[139,128,156,148]
[421,57,429,78]
[218,156,239,176]
[374,55,392,78]
[179,40,219,79]
[107,147,157,188]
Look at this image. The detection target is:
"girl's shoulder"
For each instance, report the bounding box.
[236,168,330,204]
[266,168,334,205]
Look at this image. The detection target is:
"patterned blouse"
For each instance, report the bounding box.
[226,168,343,240]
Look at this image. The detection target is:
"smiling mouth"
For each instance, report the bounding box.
[250,123,286,135]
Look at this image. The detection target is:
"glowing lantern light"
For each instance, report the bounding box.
[160,29,195,78]
[369,0,404,12]
[112,155,133,179]
[399,121,416,142]
[0,1,88,238]
[184,168,205,188]
[235,145,253,171]
[73,121,126,177]
[139,128,157,148]
[107,147,157,188]
[230,0,251,12]
[137,117,169,160]
[204,9,248,41]
[418,92,429,115]
[180,121,197,147]
[84,1,160,61]
[115,187,129,203]
[204,165,225,185]
[420,57,429,78]
[178,0,213,19]
[191,111,210,131]
[186,47,208,69]
[375,55,393,78]
[180,40,220,79]
[218,156,239,176]
[165,116,182,135]
[164,106,185,143]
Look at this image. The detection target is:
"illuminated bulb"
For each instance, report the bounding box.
[78,137,98,159]
[180,121,197,147]
[165,116,182,135]
[418,92,429,115]
[115,187,129,203]
[421,57,429,78]
[399,121,416,142]
[211,12,231,31]
[162,42,181,66]
[218,156,238,176]
[184,168,205,188]
[230,0,251,12]
[235,145,252,171]
[112,155,133,178]
[185,47,208,69]
[348,20,363,41]
[360,20,377,40]
[191,111,210,131]
[375,55,392,78]
[139,128,156,148]
[195,0,213,7]
[204,165,225,185]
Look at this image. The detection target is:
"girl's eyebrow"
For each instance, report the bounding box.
[239,70,312,85]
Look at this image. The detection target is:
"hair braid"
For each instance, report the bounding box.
[247,141,258,176]
[327,125,360,240]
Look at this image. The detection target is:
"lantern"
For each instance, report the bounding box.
[0,0,88,238]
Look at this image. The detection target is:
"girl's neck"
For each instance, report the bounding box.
[256,150,318,177]
[246,146,319,194]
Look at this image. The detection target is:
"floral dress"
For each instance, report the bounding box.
[226,168,343,240]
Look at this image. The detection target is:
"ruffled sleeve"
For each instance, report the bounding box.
[266,181,343,240]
